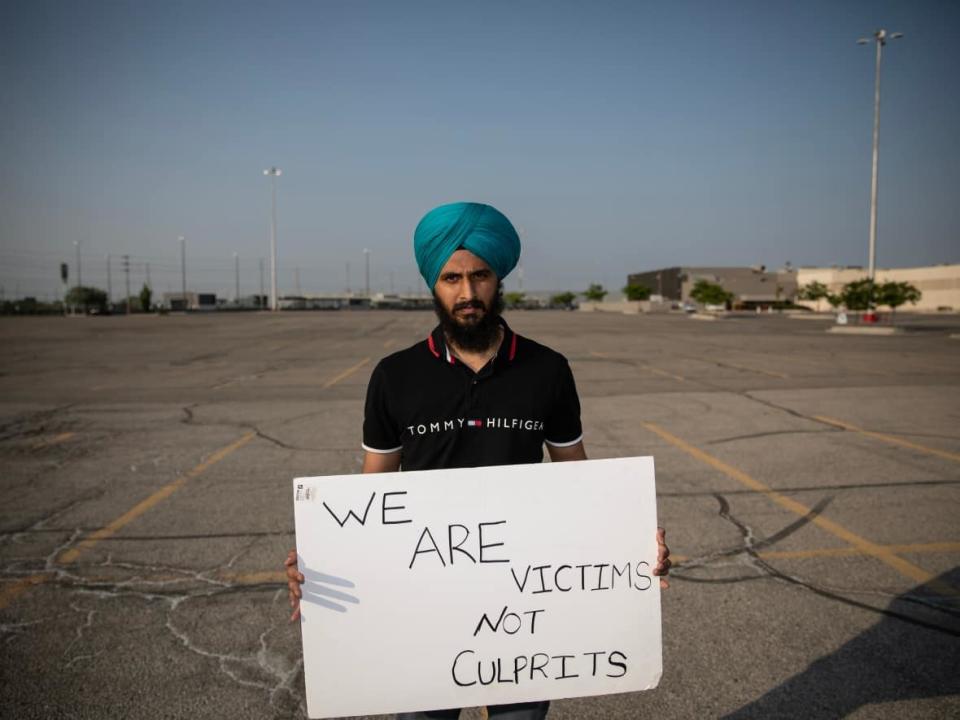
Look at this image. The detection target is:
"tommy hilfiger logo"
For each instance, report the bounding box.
[407,417,545,436]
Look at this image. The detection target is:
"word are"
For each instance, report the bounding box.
[451,649,627,687]
[409,520,509,569]
[511,561,653,594]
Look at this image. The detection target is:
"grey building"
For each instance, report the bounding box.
[627,266,797,308]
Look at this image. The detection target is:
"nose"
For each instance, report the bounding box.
[458,276,478,302]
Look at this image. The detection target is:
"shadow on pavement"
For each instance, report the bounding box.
[723,566,960,718]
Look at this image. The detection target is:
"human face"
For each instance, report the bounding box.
[433,250,499,327]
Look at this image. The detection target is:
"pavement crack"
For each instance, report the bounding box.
[674,494,960,638]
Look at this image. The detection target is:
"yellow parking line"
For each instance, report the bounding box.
[589,351,685,382]
[0,574,48,612]
[322,357,371,389]
[33,432,76,449]
[721,361,789,379]
[815,415,960,464]
[642,422,952,591]
[672,541,960,565]
[0,432,256,610]
[58,432,256,565]
[641,364,685,382]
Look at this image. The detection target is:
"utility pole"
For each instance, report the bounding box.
[145,261,151,288]
[106,254,112,302]
[346,262,351,294]
[234,253,240,302]
[122,254,131,314]
[858,29,903,283]
[179,236,186,307]
[263,166,282,310]
[295,266,301,296]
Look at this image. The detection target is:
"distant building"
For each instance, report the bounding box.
[796,264,960,312]
[627,266,797,309]
[162,292,217,311]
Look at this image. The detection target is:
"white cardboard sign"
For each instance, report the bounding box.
[293,456,661,719]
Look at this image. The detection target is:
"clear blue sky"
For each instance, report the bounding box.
[1,0,958,299]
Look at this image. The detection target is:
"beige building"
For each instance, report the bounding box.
[796,264,960,313]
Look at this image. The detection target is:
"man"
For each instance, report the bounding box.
[286,201,670,720]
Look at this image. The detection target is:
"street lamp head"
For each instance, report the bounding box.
[857,38,870,45]
[891,32,904,40]
[263,167,282,177]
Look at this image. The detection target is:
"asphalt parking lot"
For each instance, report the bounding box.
[1,310,958,719]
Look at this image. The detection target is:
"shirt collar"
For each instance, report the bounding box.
[426,317,518,366]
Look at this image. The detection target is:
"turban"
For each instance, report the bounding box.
[413,202,521,289]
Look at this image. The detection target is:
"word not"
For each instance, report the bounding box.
[510,561,653,594]
[451,649,628,687]
[473,606,546,636]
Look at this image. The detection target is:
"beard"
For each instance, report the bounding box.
[433,287,505,353]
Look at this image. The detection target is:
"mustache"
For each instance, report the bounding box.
[453,299,487,312]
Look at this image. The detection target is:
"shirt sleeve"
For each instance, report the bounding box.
[543,357,583,447]
[362,362,403,453]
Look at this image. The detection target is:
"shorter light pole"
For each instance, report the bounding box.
[179,235,187,307]
[263,166,282,311]
[106,254,112,302]
[122,254,131,314]
[74,240,82,288]
[234,252,240,303]
[363,248,370,297]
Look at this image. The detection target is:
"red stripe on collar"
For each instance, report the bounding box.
[508,331,517,361]
[427,334,440,358]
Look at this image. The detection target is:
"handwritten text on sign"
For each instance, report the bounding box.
[293,456,661,719]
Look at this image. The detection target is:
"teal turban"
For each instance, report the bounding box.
[414,202,521,289]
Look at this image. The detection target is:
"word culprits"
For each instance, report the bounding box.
[452,649,628,687]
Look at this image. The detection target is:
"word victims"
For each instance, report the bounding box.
[312,489,654,690]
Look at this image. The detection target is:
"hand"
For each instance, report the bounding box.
[653,527,671,589]
[284,548,305,621]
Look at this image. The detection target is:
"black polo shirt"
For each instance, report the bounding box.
[362,320,582,471]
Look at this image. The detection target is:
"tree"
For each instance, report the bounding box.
[550,291,577,308]
[797,280,830,312]
[64,286,108,314]
[840,278,879,311]
[583,283,608,302]
[689,279,733,307]
[877,281,921,319]
[622,283,652,301]
[503,291,526,309]
[139,284,153,313]
[826,293,843,310]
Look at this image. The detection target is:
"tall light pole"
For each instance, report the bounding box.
[106,254,112,302]
[74,241,82,288]
[363,248,370,297]
[259,258,265,309]
[234,252,240,302]
[263,166,282,311]
[857,29,903,283]
[179,235,186,306]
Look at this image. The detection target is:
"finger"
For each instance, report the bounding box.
[656,527,666,543]
[290,605,301,622]
[659,577,670,590]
